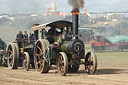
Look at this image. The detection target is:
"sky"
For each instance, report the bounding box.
[0,0,128,14]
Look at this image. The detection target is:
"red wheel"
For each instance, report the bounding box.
[57,52,68,76]
[97,47,103,52]
[34,39,50,73]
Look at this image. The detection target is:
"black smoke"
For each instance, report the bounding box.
[68,0,85,9]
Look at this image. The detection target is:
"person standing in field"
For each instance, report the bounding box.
[23,31,28,46]
[16,31,24,41]
[23,31,28,39]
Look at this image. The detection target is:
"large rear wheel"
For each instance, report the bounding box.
[85,52,97,75]
[57,52,68,76]
[34,39,50,73]
[7,43,18,69]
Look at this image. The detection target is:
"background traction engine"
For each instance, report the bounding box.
[0,38,7,66]
[6,36,35,71]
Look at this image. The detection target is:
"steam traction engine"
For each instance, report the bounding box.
[6,33,35,71]
[33,8,97,76]
[6,8,97,76]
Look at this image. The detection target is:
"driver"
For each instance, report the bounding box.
[16,31,24,41]
[47,26,55,44]
[16,31,24,48]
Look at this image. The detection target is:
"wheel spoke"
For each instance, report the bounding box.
[60,67,64,73]
[60,55,63,61]
[10,54,13,59]
[61,65,64,69]
[37,61,43,70]
[10,60,13,65]
[23,60,27,64]
[58,54,66,75]
[35,54,39,57]
[61,59,63,63]
[90,65,94,70]
[34,40,51,73]
[37,61,41,65]
[9,50,13,54]
[91,55,94,62]
[37,45,43,53]
[85,52,97,75]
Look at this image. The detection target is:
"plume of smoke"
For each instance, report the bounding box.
[68,0,85,9]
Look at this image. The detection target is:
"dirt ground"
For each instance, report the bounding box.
[0,52,128,85]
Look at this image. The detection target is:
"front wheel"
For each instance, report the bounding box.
[57,52,68,76]
[97,47,103,52]
[22,52,30,71]
[85,52,97,75]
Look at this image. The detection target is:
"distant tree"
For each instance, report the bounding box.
[79,15,90,26]
[115,21,128,35]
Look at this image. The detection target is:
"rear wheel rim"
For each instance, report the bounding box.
[57,52,68,76]
[58,55,64,74]
[7,43,18,69]
[22,53,30,71]
[85,52,97,75]
[97,47,102,52]
[88,55,94,74]
[23,54,27,70]
[8,45,14,67]
[35,41,44,72]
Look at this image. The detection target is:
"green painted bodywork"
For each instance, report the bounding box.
[51,48,60,59]
[61,41,69,53]
[54,36,60,42]
[0,38,6,50]
[0,38,6,58]
[44,47,51,65]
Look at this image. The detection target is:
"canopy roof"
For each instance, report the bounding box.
[32,20,72,31]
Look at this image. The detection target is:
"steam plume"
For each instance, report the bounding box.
[68,0,85,9]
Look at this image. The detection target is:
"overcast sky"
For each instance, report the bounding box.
[0,0,128,14]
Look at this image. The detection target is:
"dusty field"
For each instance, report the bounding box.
[0,52,128,85]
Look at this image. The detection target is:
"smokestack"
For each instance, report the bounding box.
[71,8,79,36]
[68,0,84,36]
